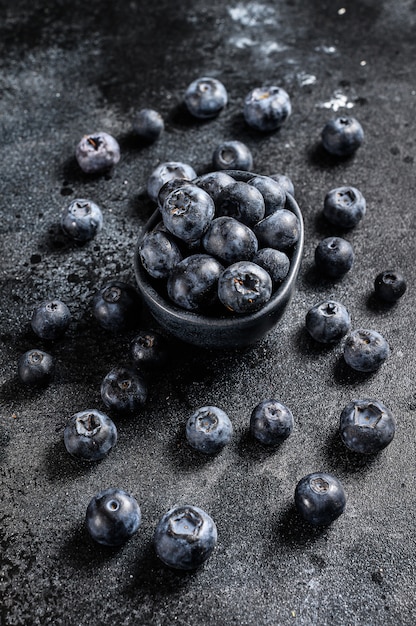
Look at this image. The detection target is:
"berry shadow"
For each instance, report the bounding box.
[166,428,219,472]
[333,355,376,386]
[60,521,127,571]
[61,155,115,185]
[323,428,383,474]
[302,262,347,288]
[44,439,110,483]
[293,326,339,358]
[366,291,399,314]
[236,428,289,462]
[307,142,354,169]
[274,502,331,547]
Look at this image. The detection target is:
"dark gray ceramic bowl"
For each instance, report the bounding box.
[134,170,304,349]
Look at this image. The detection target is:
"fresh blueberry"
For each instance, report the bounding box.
[202,217,258,265]
[61,198,103,242]
[31,299,71,340]
[374,270,407,303]
[248,175,286,216]
[305,300,351,343]
[184,77,228,119]
[17,349,54,386]
[254,209,300,252]
[215,181,265,227]
[138,229,183,279]
[339,399,396,454]
[269,173,295,197]
[343,328,390,372]
[86,488,141,547]
[243,86,291,132]
[252,248,289,287]
[100,366,147,414]
[321,116,364,157]
[132,108,164,142]
[314,236,354,278]
[130,330,170,370]
[167,254,224,312]
[75,132,120,174]
[154,504,217,570]
[250,399,294,445]
[160,183,215,244]
[218,261,272,314]
[323,186,366,229]
[212,140,253,172]
[157,178,191,208]
[186,406,233,454]
[64,409,117,461]
[295,472,346,526]
[196,171,235,205]
[92,281,142,332]
[147,161,197,203]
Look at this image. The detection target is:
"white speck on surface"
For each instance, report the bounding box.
[338,7,346,15]
[228,3,276,27]
[229,36,256,49]
[297,72,317,86]
[317,91,354,111]
[260,41,288,54]
[360,60,367,66]
[315,44,337,55]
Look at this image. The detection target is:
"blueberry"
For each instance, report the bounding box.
[243,86,291,132]
[17,349,54,386]
[31,299,71,340]
[248,175,286,216]
[250,399,294,445]
[167,254,224,312]
[86,488,141,547]
[64,409,117,461]
[374,270,407,303]
[138,229,183,279]
[305,300,351,343]
[212,140,253,172]
[130,330,170,370]
[215,181,265,228]
[314,236,354,278]
[160,183,215,244]
[132,108,164,142]
[147,161,197,203]
[75,132,120,174]
[294,472,346,526]
[321,116,364,157]
[218,261,272,314]
[61,198,103,242]
[157,178,191,208]
[154,504,217,570]
[252,248,290,287]
[323,186,366,229]
[254,209,300,252]
[100,366,147,414]
[343,328,390,372]
[339,399,396,454]
[196,171,235,204]
[184,77,228,119]
[202,217,258,265]
[92,281,142,332]
[269,173,295,197]
[186,406,233,454]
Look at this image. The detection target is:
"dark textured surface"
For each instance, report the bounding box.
[1,1,415,625]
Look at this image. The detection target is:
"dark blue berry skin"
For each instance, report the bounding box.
[248,175,286,216]
[31,299,71,340]
[157,178,191,208]
[321,116,364,157]
[138,229,183,279]
[130,330,170,370]
[167,254,224,312]
[186,406,233,454]
[202,217,258,265]
[243,86,291,132]
[343,329,389,372]
[252,248,290,287]
[64,409,117,461]
[340,399,396,454]
[61,199,103,242]
[92,281,142,332]
[269,173,295,197]
[147,162,197,203]
[374,270,407,303]
[100,366,148,414]
[184,77,228,119]
[154,504,217,570]
[86,488,141,547]
[17,349,54,386]
[212,140,253,172]
[295,472,346,526]
[196,171,235,205]
[314,237,354,278]
[323,186,366,229]
[161,184,215,244]
[75,132,120,174]
[254,209,300,252]
[305,300,351,343]
[132,108,164,142]
[250,399,294,445]
[218,261,272,314]
[215,181,265,228]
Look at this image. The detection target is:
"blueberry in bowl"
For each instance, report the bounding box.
[134,170,304,349]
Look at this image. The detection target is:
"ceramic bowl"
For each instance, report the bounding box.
[134,170,304,349]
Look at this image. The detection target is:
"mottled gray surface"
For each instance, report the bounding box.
[1,1,415,625]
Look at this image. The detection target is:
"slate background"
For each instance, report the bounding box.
[0,1,415,625]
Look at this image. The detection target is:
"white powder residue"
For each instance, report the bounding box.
[228,3,276,27]
[260,41,288,54]
[228,37,288,54]
[317,91,354,111]
[297,72,317,86]
[229,36,256,49]
[315,44,337,55]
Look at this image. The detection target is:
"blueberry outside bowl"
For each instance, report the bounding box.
[134,170,304,349]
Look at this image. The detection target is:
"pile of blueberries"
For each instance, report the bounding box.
[16,76,408,569]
